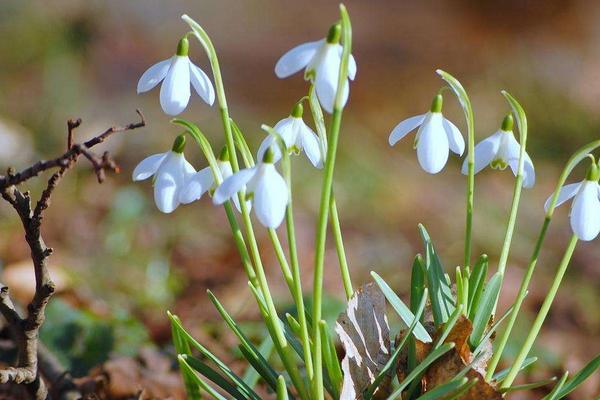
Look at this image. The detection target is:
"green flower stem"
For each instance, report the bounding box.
[501,234,578,388]
[329,195,353,299]
[486,139,600,380]
[312,6,352,399]
[267,229,294,287]
[283,157,315,382]
[436,70,475,268]
[183,16,308,398]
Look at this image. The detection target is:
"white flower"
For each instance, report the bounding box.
[132,136,200,213]
[461,115,535,188]
[213,150,288,228]
[275,24,356,114]
[388,94,465,174]
[257,104,323,168]
[545,176,600,241]
[137,37,215,116]
[181,153,250,212]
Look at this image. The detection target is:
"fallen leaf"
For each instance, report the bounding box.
[336,283,392,399]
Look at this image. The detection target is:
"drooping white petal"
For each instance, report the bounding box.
[388,114,426,146]
[298,123,323,168]
[132,152,167,181]
[137,59,171,93]
[179,166,213,204]
[522,154,536,188]
[253,165,288,228]
[257,135,283,164]
[416,113,449,174]
[503,132,536,187]
[189,61,215,105]
[160,56,191,116]
[462,131,502,175]
[275,40,323,78]
[315,44,348,113]
[152,153,186,213]
[213,167,257,205]
[570,181,600,241]
[544,182,581,212]
[442,118,465,156]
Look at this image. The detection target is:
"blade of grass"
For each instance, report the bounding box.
[319,320,342,398]
[371,271,432,343]
[543,371,569,400]
[492,357,537,382]
[500,376,557,393]
[554,354,600,399]
[170,312,201,400]
[178,355,227,400]
[277,375,289,400]
[467,255,488,319]
[241,336,276,390]
[469,272,502,347]
[414,377,468,400]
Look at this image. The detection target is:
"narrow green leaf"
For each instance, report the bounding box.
[178,355,227,400]
[493,357,537,382]
[185,355,255,400]
[410,254,426,314]
[544,371,569,400]
[434,304,464,349]
[319,320,341,398]
[276,375,289,400]
[444,378,479,400]
[555,354,600,399]
[371,271,432,343]
[467,254,488,319]
[208,290,280,390]
[386,343,455,400]
[170,312,201,400]
[414,377,468,400]
[500,376,557,393]
[285,313,302,337]
[365,289,428,399]
[469,272,502,347]
[418,224,455,325]
[168,313,261,400]
[242,336,276,389]
[473,301,516,357]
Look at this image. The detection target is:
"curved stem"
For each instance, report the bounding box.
[501,235,578,388]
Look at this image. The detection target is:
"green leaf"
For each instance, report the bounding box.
[410,254,426,314]
[544,371,569,400]
[276,375,289,400]
[207,290,280,391]
[467,254,488,319]
[469,272,502,347]
[414,377,468,400]
[169,311,201,400]
[554,354,600,399]
[418,224,455,325]
[500,376,557,393]
[168,312,261,400]
[365,289,428,400]
[185,355,254,400]
[319,320,341,399]
[178,355,227,400]
[371,271,432,343]
[493,357,537,382]
[386,343,455,400]
[242,336,276,389]
[472,301,516,357]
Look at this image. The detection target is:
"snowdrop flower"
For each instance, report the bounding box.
[389,94,465,174]
[461,114,535,188]
[180,147,250,212]
[545,162,600,241]
[257,103,323,168]
[132,135,201,213]
[213,149,288,228]
[137,37,215,116]
[275,24,357,114]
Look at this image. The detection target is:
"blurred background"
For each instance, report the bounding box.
[0,0,599,398]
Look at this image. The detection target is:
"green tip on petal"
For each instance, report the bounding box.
[218,146,229,161]
[326,23,342,44]
[430,94,443,113]
[172,134,186,153]
[501,113,514,131]
[176,37,189,56]
[291,102,304,118]
[262,147,275,163]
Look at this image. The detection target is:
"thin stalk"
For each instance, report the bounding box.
[283,158,314,381]
[329,195,353,299]
[485,216,551,379]
[501,235,578,388]
[312,7,352,399]
[267,229,294,289]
